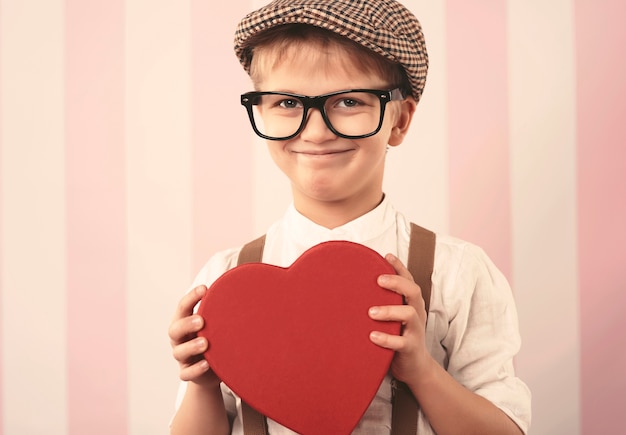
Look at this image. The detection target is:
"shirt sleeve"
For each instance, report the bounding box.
[430,238,532,433]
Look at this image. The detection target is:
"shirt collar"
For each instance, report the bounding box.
[283,195,396,248]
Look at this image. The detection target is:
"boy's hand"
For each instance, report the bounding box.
[368,254,432,386]
[169,285,220,387]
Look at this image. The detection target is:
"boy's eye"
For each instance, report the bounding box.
[277,98,302,109]
[336,98,360,108]
[330,93,376,109]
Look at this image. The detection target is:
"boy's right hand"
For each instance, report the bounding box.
[169,285,220,387]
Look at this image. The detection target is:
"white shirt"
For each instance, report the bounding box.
[176,197,531,434]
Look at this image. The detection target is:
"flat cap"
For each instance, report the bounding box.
[234,0,428,102]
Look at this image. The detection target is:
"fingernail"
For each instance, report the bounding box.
[191,316,203,327]
[369,307,380,316]
[195,337,207,350]
[378,275,388,285]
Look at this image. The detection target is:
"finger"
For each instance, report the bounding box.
[172,336,209,363]
[384,253,414,281]
[179,358,211,382]
[169,314,204,345]
[369,305,416,325]
[369,330,407,351]
[173,285,207,321]
[377,273,423,306]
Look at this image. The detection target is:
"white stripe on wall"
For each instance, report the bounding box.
[125,0,193,433]
[508,1,580,433]
[0,1,67,433]
[385,0,449,234]
[190,0,255,264]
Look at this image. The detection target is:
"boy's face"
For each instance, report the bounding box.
[253,42,416,223]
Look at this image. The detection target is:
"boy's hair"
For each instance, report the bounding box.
[246,24,411,94]
[234,0,428,102]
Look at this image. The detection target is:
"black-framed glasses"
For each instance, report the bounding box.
[240,88,406,140]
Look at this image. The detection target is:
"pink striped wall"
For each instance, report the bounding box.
[447,0,513,279]
[575,1,626,433]
[190,0,255,271]
[65,1,128,433]
[507,1,580,432]
[1,1,625,434]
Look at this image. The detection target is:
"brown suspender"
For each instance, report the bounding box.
[236,235,271,435]
[391,223,435,435]
[236,223,436,435]
[241,400,269,435]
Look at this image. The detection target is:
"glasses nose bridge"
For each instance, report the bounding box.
[301,94,333,127]
[303,95,329,115]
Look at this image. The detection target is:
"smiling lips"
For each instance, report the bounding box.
[292,148,355,156]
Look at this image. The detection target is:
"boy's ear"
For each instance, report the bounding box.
[388,96,417,146]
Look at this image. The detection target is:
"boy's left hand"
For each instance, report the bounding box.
[368,253,431,386]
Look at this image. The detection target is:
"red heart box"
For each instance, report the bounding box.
[197,240,402,435]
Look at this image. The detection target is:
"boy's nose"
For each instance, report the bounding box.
[299,108,337,143]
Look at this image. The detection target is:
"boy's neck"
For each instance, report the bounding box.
[294,192,385,230]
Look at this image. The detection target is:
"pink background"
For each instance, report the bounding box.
[1,0,624,433]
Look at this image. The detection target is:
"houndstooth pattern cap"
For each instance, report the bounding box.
[234,0,428,103]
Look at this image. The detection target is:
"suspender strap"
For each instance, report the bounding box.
[236,224,436,434]
[237,235,269,435]
[241,400,269,435]
[391,223,436,435]
[237,235,266,267]
[406,223,435,315]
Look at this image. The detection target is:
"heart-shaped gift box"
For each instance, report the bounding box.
[197,240,402,434]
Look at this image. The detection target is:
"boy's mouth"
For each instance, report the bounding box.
[292,149,355,156]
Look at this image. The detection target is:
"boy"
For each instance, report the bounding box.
[168,0,531,433]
